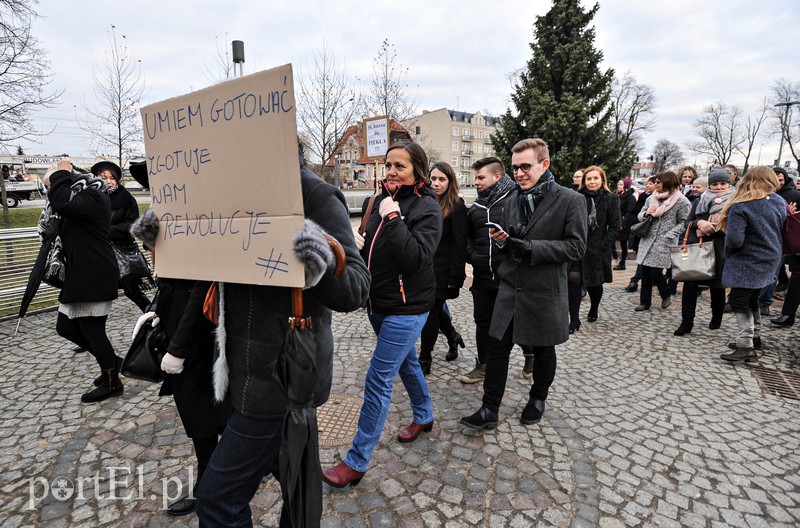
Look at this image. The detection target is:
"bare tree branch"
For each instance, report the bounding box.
[769,78,800,167]
[735,97,769,173]
[687,101,744,165]
[609,71,657,153]
[203,33,232,84]
[0,0,63,146]
[358,39,417,123]
[77,25,147,168]
[295,43,359,182]
[651,138,685,173]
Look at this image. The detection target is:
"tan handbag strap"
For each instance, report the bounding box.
[682,223,705,251]
[358,194,379,236]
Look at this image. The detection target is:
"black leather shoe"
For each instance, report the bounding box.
[624,282,638,293]
[587,311,598,323]
[634,304,650,312]
[771,315,795,327]
[167,496,196,516]
[520,399,546,425]
[613,264,626,270]
[94,356,122,387]
[460,406,499,431]
[72,345,87,353]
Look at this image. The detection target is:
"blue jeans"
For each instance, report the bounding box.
[343,312,432,473]
[195,411,291,528]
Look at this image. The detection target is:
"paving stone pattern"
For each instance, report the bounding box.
[0,265,799,527]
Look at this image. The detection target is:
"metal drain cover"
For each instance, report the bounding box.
[750,367,800,401]
[317,393,363,447]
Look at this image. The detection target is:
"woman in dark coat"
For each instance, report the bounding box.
[131,209,233,516]
[91,161,151,312]
[673,169,734,336]
[47,159,121,403]
[569,165,621,328]
[418,162,468,374]
[615,177,637,270]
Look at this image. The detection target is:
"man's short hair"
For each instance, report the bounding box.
[472,156,504,175]
[511,138,549,161]
[723,163,739,175]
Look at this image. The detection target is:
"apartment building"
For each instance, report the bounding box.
[326,120,411,188]
[404,108,503,186]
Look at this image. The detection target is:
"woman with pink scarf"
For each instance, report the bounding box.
[634,171,691,312]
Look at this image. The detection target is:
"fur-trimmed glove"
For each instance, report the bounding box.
[131,208,159,250]
[293,219,334,288]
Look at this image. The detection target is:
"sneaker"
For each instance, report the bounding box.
[522,355,534,380]
[520,399,546,425]
[460,405,498,431]
[459,362,486,384]
[759,304,771,316]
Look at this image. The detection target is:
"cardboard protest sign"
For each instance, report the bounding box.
[140,64,305,287]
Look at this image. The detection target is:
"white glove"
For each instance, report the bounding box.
[132,311,156,341]
[352,227,365,250]
[379,197,401,219]
[161,353,185,374]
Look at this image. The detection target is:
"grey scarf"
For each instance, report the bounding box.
[518,169,556,222]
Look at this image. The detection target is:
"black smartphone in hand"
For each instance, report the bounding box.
[485,222,508,236]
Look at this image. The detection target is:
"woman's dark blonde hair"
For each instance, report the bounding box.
[429,162,460,218]
[718,166,780,231]
[581,165,610,192]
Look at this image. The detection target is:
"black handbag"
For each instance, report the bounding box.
[112,242,150,282]
[120,317,168,383]
[630,215,653,238]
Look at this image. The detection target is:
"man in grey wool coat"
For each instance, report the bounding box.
[461,138,587,430]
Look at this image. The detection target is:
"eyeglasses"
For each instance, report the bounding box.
[511,160,543,174]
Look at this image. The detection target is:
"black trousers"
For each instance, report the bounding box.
[482,319,557,413]
[121,277,152,313]
[56,313,116,370]
[471,283,499,365]
[420,299,447,354]
[681,282,725,325]
[640,265,670,307]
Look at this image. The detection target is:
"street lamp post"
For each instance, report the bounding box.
[774,101,800,166]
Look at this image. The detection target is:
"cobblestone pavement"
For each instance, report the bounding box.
[1,264,799,527]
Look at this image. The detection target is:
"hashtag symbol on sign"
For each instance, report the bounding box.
[256,249,289,278]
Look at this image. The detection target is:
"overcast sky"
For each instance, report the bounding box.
[14,0,799,170]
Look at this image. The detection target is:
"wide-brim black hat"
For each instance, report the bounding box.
[128,159,149,190]
[90,160,122,181]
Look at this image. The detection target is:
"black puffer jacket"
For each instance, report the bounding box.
[467,189,515,288]
[618,187,637,240]
[777,179,800,207]
[108,185,139,246]
[361,182,442,315]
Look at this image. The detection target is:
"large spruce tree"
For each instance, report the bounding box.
[492,0,633,183]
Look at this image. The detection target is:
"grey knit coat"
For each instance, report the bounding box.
[636,193,691,269]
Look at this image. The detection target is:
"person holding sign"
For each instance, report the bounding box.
[194,164,370,527]
[323,141,442,488]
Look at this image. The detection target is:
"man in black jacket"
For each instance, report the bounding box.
[461,138,587,430]
[460,157,518,384]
